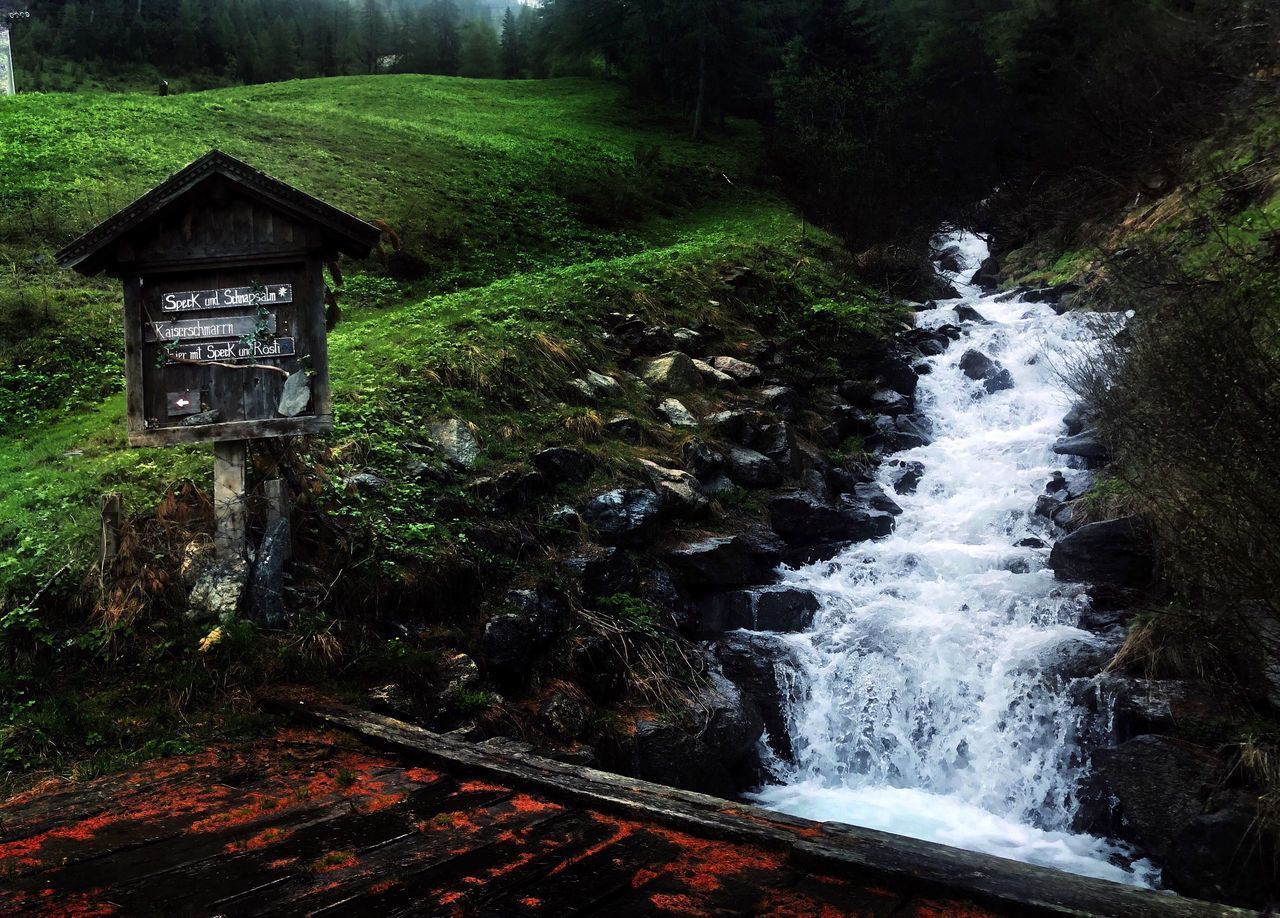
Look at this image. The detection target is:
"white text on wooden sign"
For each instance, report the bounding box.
[161,284,294,313]
[146,314,277,343]
[165,337,296,363]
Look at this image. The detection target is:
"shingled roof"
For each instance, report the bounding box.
[56,149,381,275]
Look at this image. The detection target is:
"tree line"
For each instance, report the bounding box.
[11,0,1278,243]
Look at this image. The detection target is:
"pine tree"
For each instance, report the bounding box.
[459,17,500,78]
[500,7,522,78]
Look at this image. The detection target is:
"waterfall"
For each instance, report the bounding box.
[749,230,1158,886]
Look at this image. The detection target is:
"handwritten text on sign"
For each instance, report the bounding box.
[146,314,277,343]
[160,284,293,313]
[165,337,296,364]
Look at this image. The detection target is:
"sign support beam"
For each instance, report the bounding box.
[213,440,248,561]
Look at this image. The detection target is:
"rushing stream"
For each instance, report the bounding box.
[749,230,1158,886]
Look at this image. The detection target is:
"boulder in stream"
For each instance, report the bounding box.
[1049,516,1153,588]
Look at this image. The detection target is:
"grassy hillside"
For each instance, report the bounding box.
[0,75,888,783]
[0,75,773,600]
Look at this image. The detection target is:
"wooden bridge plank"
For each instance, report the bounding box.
[261,693,1257,918]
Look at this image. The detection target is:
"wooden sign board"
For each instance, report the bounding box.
[56,151,380,447]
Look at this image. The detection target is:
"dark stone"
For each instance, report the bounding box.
[983,368,1015,394]
[1049,516,1153,588]
[181,408,222,427]
[716,631,797,760]
[760,385,799,415]
[581,488,662,546]
[540,691,587,740]
[1053,429,1110,465]
[869,389,914,417]
[344,472,387,494]
[970,254,1000,288]
[876,357,919,397]
[1017,537,1047,549]
[404,459,451,486]
[1023,284,1079,305]
[888,460,925,495]
[755,422,796,471]
[827,464,874,497]
[1063,403,1097,437]
[478,468,546,511]
[1045,471,1068,494]
[533,447,596,485]
[665,534,783,591]
[247,518,289,627]
[705,409,764,445]
[565,547,638,598]
[699,664,766,785]
[1035,494,1063,520]
[768,491,894,546]
[936,323,963,340]
[724,447,783,487]
[853,483,903,516]
[604,415,643,444]
[1162,791,1277,907]
[697,587,820,635]
[481,613,536,686]
[866,415,928,453]
[633,719,735,798]
[1076,735,1222,862]
[573,636,626,701]
[959,349,998,380]
[894,413,934,444]
[682,437,724,481]
[836,379,877,408]
[638,564,694,632]
[506,588,568,645]
[638,325,676,356]
[955,304,989,324]
[831,404,877,438]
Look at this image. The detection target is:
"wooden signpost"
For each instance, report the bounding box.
[58,150,380,562]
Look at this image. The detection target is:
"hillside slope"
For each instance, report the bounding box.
[0,75,902,786]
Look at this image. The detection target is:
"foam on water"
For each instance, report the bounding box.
[748,230,1158,886]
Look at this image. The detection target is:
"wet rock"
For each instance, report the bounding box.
[725,447,783,487]
[1063,403,1098,437]
[404,459,450,486]
[970,254,1001,288]
[665,534,783,591]
[876,356,919,397]
[706,409,764,444]
[853,482,903,516]
[481,613,536,686]
[475,468,545,511]
[711,355,763,384]
[368,683,416,720]
[428,419,481,468]
[247,519,290,627]
[1077,735,1222,863]
[573,636,626,701]
[344,472,387,494]
[188,558,248,622]
[894,413,933,445]
[755,422,796,471]
[836,379,877,408]
[671,327,704,356]
[581,488,662,546]
[638,564,694,632]
[955,304,989,324]
[632,720,735,798]
[1023,284,1079,306]
[760,385,799,416]
[1162,791,1277,907]
[1045,471,1068,494]
[698,587,820,635]
[1053,429,1110,465]
[1017,537,1047,549]
[1050,516,1153,588]
[657,398,698,428]
[604,415,643,444]
[888,460,925,494]
[867,415,928,453]
[533,447,595,485]
[583,370,624,399]
[716,631,797,760]
[699,663,766,775]
[637,459,708,517]
[768,491,894,546]
[692,359,736,387]
[506,588,569,644]
[959,349,1015,395]
[644,351,702,393]
[869,389,914,417]
[540,691,588,741]
[682,438,724,481]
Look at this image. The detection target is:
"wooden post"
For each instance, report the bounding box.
[100,493,122,570]
[213,440,248,561]
[263,478,292,561]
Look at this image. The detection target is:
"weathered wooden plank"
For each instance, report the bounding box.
[127,414,333,448]
[260,694,1258,918]
[214,440,248,560]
